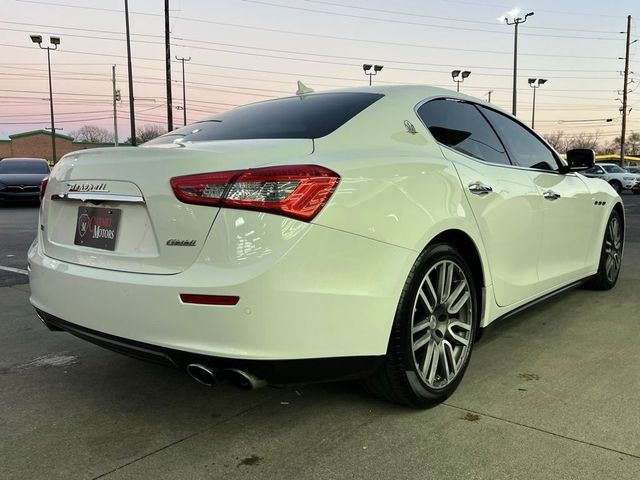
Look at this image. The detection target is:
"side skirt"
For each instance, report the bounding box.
[493,276,595,325]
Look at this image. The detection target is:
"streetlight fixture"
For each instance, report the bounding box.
[528,78,547,129]
[363,64,383,86]
[451,70,471,92]
[30,34,60,163]
[505,11,534,116]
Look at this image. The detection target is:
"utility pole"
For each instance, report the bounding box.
[165,0,173,132]
[620,15,632,167]
[176,56,191,126]
[124,0,136,146]
[505,12,534,116]
[487,90,493,103]
[112,65,119,146]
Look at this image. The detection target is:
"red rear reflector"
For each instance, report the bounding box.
[179,294,240,306]
[40,176,49,201]
[170,165,339,221]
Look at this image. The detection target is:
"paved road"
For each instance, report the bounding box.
[0,204,38,286]
[1,196,639,479]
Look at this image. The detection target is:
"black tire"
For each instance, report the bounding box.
[362,243,479,408]
[609,180,622,194]
[587,209,623,290]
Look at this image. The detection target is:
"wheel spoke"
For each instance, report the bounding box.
[437,262,453,303]
[420,341,436,376]
[413,331,431,351]
[447,320,471,346]
[442,340,457,380]
[439,342,451,382]
[412,319,430,335]
[417,288,434,313]
[448,290,470,315]
[427,342,440,383]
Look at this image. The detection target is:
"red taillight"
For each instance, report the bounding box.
[170,165,340,221]
[179,294,240,306]
[40,176,49,201]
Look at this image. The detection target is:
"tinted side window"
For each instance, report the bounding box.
[479,107,558,171]
[144,92,384,145]
[417,99,510,165]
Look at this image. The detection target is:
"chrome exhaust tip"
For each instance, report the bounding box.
[223,369,267,390]
[186,363,219,387]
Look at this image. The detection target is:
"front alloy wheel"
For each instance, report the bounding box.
[363,243,478,407]
[588,209,623,290]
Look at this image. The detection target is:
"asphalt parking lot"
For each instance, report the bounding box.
[1,196,639,480]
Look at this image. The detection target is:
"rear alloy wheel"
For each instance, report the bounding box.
[609,180,622,194]
[588,209,623,290]
[363,243,478,407]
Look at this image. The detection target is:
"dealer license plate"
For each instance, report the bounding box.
[73,206,121,251]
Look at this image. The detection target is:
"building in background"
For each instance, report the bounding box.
[0,130,127,164]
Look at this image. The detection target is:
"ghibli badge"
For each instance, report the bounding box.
[166,238,197,246]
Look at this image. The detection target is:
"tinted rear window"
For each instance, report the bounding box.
[145,92,383,145]
[0,160,49,174]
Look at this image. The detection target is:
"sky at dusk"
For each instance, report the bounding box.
[0,0,638,143]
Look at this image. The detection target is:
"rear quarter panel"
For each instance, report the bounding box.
[312,96,492,289]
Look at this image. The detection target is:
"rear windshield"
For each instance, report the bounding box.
[145,92,383,145]
[0,160,49,174]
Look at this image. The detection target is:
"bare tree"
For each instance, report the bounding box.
[127,124,166,144]
[543,131,567,153]
[71,125,114,143]
[627,131,640,155]
[565,132,601,152]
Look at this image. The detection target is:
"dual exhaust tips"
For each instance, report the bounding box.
[186,363,267,390]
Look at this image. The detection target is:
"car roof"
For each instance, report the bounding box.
[259,84,511,117]
[0,157,48,162]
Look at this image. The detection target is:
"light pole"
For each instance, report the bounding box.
[451,70,471,92]
[505,11,534,116]
[175,56,191,126]
[30,34,59,164]
[124,0,137,146]
[363,64,383,86]
[528,78,547,130]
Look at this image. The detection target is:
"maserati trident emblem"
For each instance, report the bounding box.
[77,213,90,238]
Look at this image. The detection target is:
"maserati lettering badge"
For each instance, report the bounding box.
[67,183,109,193]
[166,238,197,247]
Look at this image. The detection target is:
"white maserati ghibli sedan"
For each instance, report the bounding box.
[29,86,624,407]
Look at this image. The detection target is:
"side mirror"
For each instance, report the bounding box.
[562,148,595,172]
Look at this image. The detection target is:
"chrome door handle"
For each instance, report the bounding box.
[468,182,493,196]
[543,190,561,201]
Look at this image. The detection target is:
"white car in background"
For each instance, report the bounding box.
[582,162,640,194]
[29,86,624,407]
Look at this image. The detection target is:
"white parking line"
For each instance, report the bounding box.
[0,265,28,276]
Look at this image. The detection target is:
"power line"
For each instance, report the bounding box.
[303,0,623,35]
[1,21,620,63]
[242,0,623,41]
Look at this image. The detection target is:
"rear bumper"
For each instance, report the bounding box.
[29,209,416,363]
[35,309,383,384]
